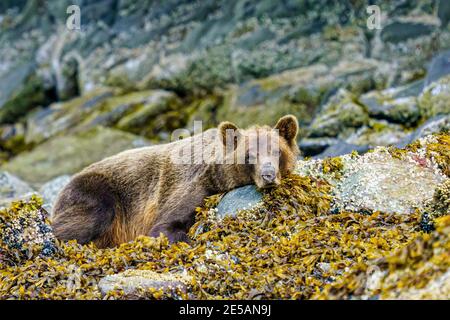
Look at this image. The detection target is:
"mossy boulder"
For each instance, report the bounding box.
[308,89,369,138]
[419,75,450,119]
[25,88,114,144]
[2,126,149,186]
[346,120,410,147]
[0,67,54,124]
[361,91,420,127]
[116,90,182,137]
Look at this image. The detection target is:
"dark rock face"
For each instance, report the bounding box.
[315,141,371,159]
[381,21,436,43]
[425,50,450,87]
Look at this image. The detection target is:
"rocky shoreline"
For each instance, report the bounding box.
[0,133,448,299]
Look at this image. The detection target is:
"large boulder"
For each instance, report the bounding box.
[333,153,445,214]
[308,89,369,138]
[425,50,450,86]
[419,75,450,119]
[297,137,448,215]
[0,171,35,208]
[2,127,149,186]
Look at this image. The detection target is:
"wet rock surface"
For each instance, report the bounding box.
[216,185,263,219]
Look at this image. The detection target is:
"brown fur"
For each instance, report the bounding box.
[52,115,300,248]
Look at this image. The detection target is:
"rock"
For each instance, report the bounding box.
[0,198,57,266]
[116,90,182,136]
[39,175,71,213]
[25,88,114,144]
[397,115,450,148]
[299,137,340,157]
[216,185,262,219]
[438,0,450,28]
[217,64,334,128]
[419,75,450,118]
[425,50,450,87]
[0,122,28,155]
[0,62,55,124]
[98,269,191,298]
[308,90,368,138]
[345,121,410,147]
[333,151,446,214]
[361,92,420,126]
[0,171,35,208]
[380,20,437,43]
[315,141,371,159]
[2,126,149,186]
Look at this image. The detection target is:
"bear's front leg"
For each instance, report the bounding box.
[149,188,207,243]
[149,223,191,243]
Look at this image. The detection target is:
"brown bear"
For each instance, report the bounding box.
[51,115,299,248]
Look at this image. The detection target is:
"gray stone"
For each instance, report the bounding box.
[216,185,262,219]
[98,269,191,298]
[0,171,35,208]
[425,50,450,87]
[397,115,450,148]
[333,153,445,214]
[361,94,420,126]
[315,141,371,159]
[381,21,436,43]
[299,137,340,157]
[39,175,71,213]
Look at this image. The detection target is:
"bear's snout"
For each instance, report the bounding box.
[259,163,279,188]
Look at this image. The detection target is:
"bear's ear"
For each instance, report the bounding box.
[274,115,298,141]
[218,121,241,149]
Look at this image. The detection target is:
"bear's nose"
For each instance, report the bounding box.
[261,164,276,183]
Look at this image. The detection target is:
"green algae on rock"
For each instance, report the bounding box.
[2,126,149,186]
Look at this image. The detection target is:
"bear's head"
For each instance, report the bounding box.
[218,115,300,189]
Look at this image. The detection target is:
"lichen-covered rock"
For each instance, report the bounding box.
[0,171,35,208]
[98,270,191,299]
[2,126,149,186]
[425,49,450,86]
[308,90,368,138]
[0,61,55,124]
[345,121,410,147]
[25,88,114,144]
[420,179,450,231]
[361,91,420,126]
[333,152,445,214]
[398,115,450,148]
[0,134,449,300]
[419,75,450,119]
[298,135,448,215]
[0,197,57,267]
